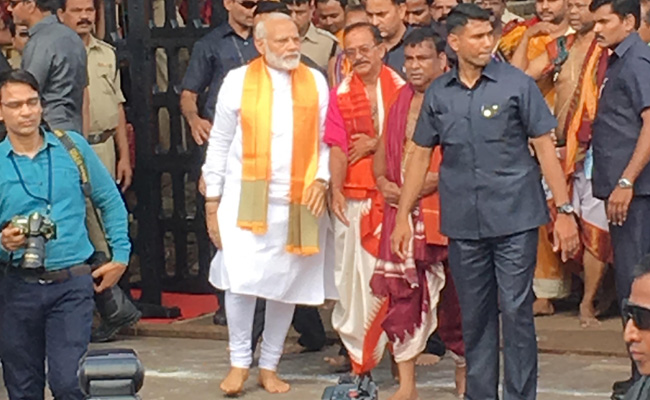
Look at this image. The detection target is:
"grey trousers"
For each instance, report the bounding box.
[449,228,538,400]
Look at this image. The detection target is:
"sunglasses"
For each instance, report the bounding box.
[236,0,258,9]
[623,298,650,330]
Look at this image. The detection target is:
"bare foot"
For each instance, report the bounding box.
[455,364,466,397]
[258,368,291,394]
[533,298,555,316]
[580,302,601,328]
[387,386,419,400]
[324,355,351,372]
[283,342,306,355]
[220,367,249,396]
[415,354,441,367]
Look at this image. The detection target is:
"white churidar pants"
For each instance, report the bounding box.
[225,290,296,371]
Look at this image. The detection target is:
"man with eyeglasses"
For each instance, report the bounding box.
[7,0,89,135]
[325,22,404,375]
[622,255,650,400]
[0,69,130,400]
[180,0,259,147]
[8,22,29,68]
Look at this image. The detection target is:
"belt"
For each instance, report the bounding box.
[87,129,116,145]
[6,264,92,284]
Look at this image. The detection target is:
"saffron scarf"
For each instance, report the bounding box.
[238,57,321,255]
[336,65,404,200]
[562,38,607,177]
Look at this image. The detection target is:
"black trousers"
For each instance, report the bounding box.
[0,273,93,400]
[449,229,538,400]
[609,195,650,380]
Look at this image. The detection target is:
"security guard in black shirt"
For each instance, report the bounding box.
[391,4,579,399]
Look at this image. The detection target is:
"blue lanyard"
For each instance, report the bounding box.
[9,147,53,215]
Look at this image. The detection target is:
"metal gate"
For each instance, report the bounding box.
[103,0,226,310]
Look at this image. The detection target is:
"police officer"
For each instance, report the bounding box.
[0,69,130,400]
[392,5,579,400]
[58,0,141,343]
[281,0,338,69]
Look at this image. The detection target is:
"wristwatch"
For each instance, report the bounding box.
[618,178,633,189]
[556,202,575,215]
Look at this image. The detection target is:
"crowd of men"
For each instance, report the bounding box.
[1,0,650,399]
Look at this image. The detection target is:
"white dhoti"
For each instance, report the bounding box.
[332,199,388,373]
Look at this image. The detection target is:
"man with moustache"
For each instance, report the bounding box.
[588,0,650,397]
[282,0,338,69]
[180,0,259,146]
[203,12,334,396]
[404,0,449,39]
[366,0,409,75]
[500,0,569,65]
[525,0,611,328]
[316,0,347,42]
[392,5,579,399]
[325,22,404,374]
[370,27,466,399]
[621,255,650,400]
[431,0,458,23]
[328,4,369,86]
[58,0,141,343]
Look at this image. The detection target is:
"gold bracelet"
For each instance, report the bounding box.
[205,197,221,203]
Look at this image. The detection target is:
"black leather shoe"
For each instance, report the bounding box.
[92,286,142,343]
[213,308,227,326]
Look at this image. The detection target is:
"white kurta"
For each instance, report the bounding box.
[202,64,337,305]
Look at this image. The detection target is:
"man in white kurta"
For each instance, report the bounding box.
[202,13,335,396]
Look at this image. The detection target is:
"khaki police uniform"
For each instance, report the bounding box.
[86,35,127,254]
[301,23,338,70]
[87,35,125,179]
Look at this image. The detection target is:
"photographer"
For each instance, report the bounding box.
[0,70,130,400]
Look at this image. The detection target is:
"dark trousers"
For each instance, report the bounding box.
[609,196,650,380]
[449,229,538,400]
[0,273,94,400]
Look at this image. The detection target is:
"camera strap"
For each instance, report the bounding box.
[51,130,111,258]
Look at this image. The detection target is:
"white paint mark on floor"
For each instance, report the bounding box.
[145,369,611,398]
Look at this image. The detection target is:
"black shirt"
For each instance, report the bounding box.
[592,33,650,199]
[384,26,410,78]
[181,22,258,121]
[413,61,556,240]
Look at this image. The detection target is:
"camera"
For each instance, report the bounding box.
[11,212,56,270]
[322,374,378,400]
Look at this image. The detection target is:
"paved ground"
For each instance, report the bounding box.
[0,336,631,400]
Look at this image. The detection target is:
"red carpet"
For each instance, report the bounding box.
[131,289,220,324]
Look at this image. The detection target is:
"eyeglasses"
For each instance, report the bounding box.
[623,298,650,330]
[343,44,376,59]
[236,0,258,9]
[1,97,40,110]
